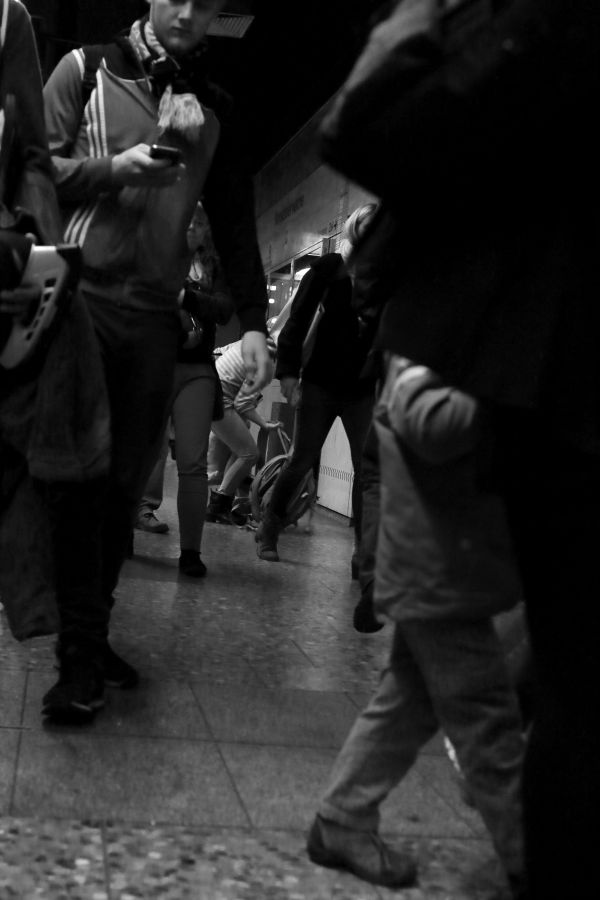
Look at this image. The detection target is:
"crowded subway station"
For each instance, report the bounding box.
[0,1,598,897]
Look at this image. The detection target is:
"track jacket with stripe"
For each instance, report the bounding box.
[43,39,267,332]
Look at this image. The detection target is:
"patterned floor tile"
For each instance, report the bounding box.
[0,818,107,900]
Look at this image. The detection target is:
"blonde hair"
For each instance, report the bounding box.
[339,203,378,262]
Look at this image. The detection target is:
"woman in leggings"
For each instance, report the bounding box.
[136,203,233,576]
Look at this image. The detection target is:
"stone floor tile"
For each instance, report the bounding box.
[218,743,338,830]
[191,683,357,748]
[0,731,19,814]
[14,731,249,827]
[0,668,26,728]
[0,496,518,899]
[23,672,210,739]
[104,825,383,900]
[0,817,107,899]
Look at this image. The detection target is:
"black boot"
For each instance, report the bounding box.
[179,549,207,577]
[255,507,284,561]
[205,489,234,524]
[353,596,384,633]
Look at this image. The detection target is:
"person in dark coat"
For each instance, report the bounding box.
[316,4,600,897]
[256,203,378,565]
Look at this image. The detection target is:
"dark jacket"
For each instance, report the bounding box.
[350,2,600,453]
[374,365,522,623]
[275,253,375,396]
[0,0,110,641]
[178,252,234,365]
[0,0,62,242]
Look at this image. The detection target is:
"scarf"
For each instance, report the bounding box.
[129,16,206,142]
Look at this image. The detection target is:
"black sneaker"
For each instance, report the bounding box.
[42,648,105,724]
[102,642,139,689]
[135,510,169,533]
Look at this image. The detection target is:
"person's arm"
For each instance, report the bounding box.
[242,407,282,431]
[202,112,271,390]
[202,114,268,337]
[1,0,62,242]
[43,51,114,203]
[43,51,180,205]
[387,367,482,464]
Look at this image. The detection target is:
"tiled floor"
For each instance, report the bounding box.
[0,459,512,899]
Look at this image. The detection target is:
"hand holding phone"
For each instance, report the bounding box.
[149,144,182,164]
[111,143,183,187]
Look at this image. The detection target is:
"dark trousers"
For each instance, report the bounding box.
[44,291,180,651]
[494,408,600,900]
[356,420,379,602]
[269,381,373,538]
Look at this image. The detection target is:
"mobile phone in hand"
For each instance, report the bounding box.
[149,144,182,164]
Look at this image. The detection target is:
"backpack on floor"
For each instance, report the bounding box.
[250,428,317,527]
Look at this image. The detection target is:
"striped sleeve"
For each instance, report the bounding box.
[215,340,247,389]
[43,49,114,205]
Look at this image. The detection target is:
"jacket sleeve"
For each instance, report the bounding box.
[274,267,326,381]
[202,116,268,336]
[1,0,62,242]
[389,369,481,464]
[43,50,114,204]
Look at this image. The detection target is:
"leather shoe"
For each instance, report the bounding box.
[135,510,168,533]
[306,814,417,888]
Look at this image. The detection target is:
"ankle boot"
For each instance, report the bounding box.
[205,489,234,524]
[255,507,284,561]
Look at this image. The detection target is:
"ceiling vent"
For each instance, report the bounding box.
[208,10,254,39]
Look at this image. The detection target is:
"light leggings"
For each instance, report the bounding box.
[171,363,216,551]
[140,362,216,552]
[209,406,259,496]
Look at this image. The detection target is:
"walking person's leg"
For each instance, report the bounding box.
[352,421,383,632]
[171,365,216,575]
[90,298,180,632]
[339,391,375,577]
[256,381,336,561]
[405,618,526,894]
[206,408,258,522]
[41,296,179,720]
[207,431,229,485]
[307,625,431,887]
[136,427,170,533]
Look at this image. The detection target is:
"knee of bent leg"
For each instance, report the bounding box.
[237,443,258,466]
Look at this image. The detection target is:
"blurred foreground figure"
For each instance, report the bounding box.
[317,2,600,897]
[308,361,527,898]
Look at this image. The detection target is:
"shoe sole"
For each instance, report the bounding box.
[42,696,105,724]
[257,549,279,561]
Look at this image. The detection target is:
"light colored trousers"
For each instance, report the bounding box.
[319,417,525,881]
